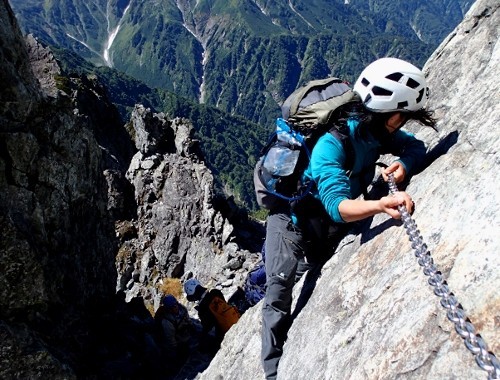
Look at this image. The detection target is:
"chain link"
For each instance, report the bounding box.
[387,174,499,379]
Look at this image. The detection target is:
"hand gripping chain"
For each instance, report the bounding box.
[387,174,499,379]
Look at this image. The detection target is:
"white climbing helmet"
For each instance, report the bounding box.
[353,57,429,113]
[183,278,201,296]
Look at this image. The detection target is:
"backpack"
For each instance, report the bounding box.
[254,77,359,210]
[208,296,241,334]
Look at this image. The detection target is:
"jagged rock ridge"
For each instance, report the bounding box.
[116,104,264,308]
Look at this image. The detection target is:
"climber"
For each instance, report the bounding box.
[260,57,437,380]
[183,278,240,350]
[154,294,193,368]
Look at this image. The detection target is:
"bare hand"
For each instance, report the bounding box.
[378,192,414,219]
[382,161,406,184]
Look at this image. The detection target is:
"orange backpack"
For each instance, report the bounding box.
[208,296,240,334]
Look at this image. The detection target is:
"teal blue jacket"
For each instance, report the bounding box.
[302,118,426,223]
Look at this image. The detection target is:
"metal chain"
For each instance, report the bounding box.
[387,174,500,379]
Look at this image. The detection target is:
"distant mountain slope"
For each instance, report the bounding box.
[8,0,474,210]
[10,0,473,126]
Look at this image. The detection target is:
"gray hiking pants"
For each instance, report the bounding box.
[261,212,316,380]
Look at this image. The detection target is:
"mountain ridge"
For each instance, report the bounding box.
[10,0,473,126]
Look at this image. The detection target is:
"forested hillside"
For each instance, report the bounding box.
[9,0,473,210]
[10,0,473,126]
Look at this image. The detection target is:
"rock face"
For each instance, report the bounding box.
[199,1,500,379]
[0,0,41,124]
[0,0,263,377]
[0,1,119,377]
[0,1,155,377]
[116,104,264,309]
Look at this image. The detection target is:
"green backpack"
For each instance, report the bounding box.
[254,77,359,210]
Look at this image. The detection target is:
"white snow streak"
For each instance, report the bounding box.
[103,0,132,67]
[252,0,268,15]
[66,33,101,56]
[288,0,314,30]
[175,0,207,103]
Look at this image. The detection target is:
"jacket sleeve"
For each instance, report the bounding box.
[388,129,426,175]
[310,133,351,223]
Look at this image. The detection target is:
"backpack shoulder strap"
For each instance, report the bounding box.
[329,124,354,174]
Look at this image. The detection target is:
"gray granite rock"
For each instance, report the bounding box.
[117,105,262,306]
[199,1,499,379]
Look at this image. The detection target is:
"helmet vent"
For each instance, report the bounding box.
[407,77,420,89]
[386,72,403,82]
[372,86,392,96]
[361,78,370,86]
[397,101,409,109]
[416,88,425,103]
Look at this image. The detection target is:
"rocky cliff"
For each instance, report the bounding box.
[116,104,264,309]
[0,0,136,376]
[198,0,499,379]
[0,0,261,377]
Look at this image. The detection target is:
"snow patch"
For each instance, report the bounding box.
[252,0,268,16]
[66,33,101,57]
[103,0,133,67]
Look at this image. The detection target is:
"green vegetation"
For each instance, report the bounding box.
[11,0,470,127]
[10,0,471,212]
